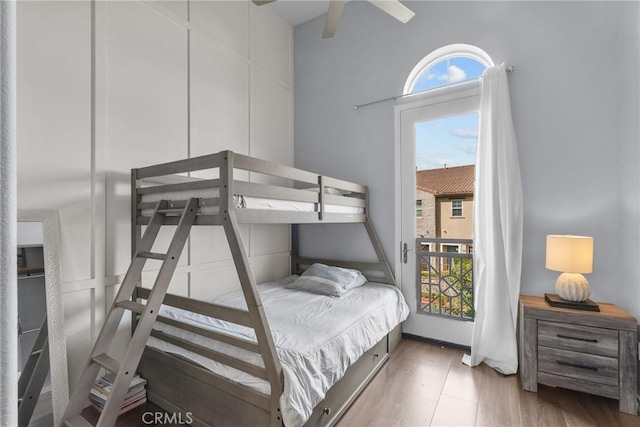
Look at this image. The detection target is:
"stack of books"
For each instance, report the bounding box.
[90,373,147,415]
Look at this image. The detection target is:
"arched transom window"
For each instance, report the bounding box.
[404,44,494,94]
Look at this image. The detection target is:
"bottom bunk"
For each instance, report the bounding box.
[139,330,399,427]
[136,273,409,427]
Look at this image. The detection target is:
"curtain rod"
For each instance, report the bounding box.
[353,65,514,111]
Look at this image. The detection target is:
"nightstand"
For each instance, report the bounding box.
[519,295,638,415]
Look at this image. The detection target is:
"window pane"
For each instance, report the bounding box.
[410,56,487,94]
[449,57,486,81]
[416,199,423,218]
[412,59,448,92]
[415,113,478,170]
[452,199,463,217]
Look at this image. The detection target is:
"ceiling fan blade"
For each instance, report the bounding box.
[252,0,277,6]
[367,0,415,23]
[323,0,347,39]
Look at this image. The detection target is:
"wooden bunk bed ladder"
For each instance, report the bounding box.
[60,198,199,427]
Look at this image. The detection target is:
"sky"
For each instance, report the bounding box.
[413,57,484,170]
[415,113,479,170]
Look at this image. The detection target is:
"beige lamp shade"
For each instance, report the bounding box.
[545,235,593,273]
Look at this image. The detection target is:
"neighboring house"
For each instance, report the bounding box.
[416,165,475,254]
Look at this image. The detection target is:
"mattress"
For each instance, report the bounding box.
[147,276,409,427]
[140,187,364,216]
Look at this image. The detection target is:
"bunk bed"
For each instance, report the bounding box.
[61,150,408,427]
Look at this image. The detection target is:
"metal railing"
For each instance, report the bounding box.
[416,238,474,320]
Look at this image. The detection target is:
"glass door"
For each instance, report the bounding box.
[399,95,479,346]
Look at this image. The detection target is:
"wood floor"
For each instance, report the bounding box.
[337,339,639,427]
[77,338,639,426]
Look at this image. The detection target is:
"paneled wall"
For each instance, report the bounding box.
[17,0,293,390]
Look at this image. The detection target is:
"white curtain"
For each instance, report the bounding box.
[0,0,17,425]
[462,63,523,375]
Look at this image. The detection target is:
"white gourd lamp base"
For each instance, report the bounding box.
[555,272,590,302]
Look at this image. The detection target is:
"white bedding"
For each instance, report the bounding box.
[140,187,364,216]
[147,276,409,427]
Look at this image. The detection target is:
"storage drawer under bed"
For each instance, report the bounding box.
[302,336,389,427]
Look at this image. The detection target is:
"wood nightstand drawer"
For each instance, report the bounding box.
[537,372,620,400]
[538,320,618,357]
[538,346,619,386]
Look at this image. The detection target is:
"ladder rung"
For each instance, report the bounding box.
[92,353,121,374]
[116,300,145,314]
[137,251,166,260]
[64,415,94,427]
[158,208,184,215]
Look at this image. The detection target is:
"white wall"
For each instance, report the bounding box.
[294,1,640,319]
[620,2,640,327]
[17,0,293,390]
[17,222,43,247]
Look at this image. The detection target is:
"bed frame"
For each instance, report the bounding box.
[63,150,400,427]
[133,151,401,427]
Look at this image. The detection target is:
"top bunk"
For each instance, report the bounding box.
[132,150,368,226]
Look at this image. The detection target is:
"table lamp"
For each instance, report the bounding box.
[545,235,593,302]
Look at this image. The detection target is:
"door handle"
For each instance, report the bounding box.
[402,242,414,264]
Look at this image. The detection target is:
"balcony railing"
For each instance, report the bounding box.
[417,238,474,320]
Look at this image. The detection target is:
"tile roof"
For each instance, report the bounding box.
[416,165,475,196]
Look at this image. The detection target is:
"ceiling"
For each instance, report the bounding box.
[270,0,332,27]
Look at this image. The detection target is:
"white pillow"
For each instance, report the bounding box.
[286,263,366,297]
[348,272,367,290]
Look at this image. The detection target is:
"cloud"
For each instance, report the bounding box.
[432,72,447,82]
[456,143,477,155]
[424,65,467,84]
[451,128,478,139]
[424,71,437,80]
[448,65,467,83]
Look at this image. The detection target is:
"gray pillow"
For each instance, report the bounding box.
[286,263,367,297]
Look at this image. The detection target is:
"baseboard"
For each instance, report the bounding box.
[402,333,471,353]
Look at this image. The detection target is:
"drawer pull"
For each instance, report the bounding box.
[556,360,599,371]
[556,334,598,343]
[373,353,380,358]
[323,408,331,415]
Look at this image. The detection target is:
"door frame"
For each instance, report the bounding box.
[394,80,481,345]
